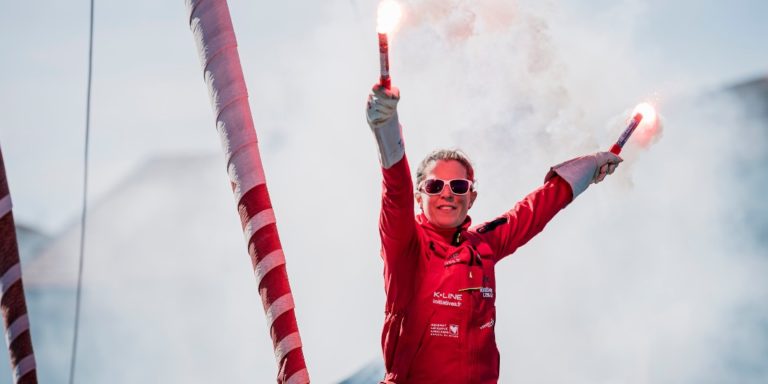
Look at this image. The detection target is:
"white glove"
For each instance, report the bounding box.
[594,153,621,183]
[545,151,623,198]
[366,84,405,168]
[366,84,400,127]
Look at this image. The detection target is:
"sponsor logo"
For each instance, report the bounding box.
[432,299,461,307]
[430,323,460,338]
[480,287,494,298]
[480,318,495,330]
[445,252,461,266]
[433,291,462,307]
[434,291,462,300]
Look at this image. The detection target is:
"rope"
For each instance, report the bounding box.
[69,0,95,382]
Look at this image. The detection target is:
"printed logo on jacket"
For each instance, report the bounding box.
[430,323,460,338]
[433,291,462,307]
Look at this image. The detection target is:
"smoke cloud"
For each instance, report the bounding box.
[381,1,768,382]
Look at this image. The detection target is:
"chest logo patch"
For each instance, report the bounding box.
[430,323,460,338]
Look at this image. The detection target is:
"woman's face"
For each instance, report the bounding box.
[416,159,477,229]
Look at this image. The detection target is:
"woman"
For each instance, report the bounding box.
[366,83,621,384]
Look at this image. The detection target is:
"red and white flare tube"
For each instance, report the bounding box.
[378,32,391,89]
[610,113,642,155]
[610,102,656,155]
[377,0,402,89]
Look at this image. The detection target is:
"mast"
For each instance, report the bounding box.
[0,147,38,384]
[186,1,309,382]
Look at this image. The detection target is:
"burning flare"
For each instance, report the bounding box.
[632,102,662,148]
[632,102,657,126]
[377,0,403,34]
[610,102,661,155]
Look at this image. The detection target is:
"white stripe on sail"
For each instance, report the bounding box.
[274,332,302,364]
[0,263,21,296]
[286,368,310,384]
[243,209,276,242]
[265,294,295,330]
[228,144,266,202]
[0,195,11,218]
[5,314,29,346]
[253,250,285,285]
[14,354,35,381]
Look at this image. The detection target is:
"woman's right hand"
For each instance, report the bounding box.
[366,83,400,129]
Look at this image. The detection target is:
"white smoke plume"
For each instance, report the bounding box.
[371,1,768,383]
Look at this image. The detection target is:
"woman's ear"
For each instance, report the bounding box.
[415,192,423,210]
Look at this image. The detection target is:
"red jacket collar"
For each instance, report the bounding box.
[416,213,472,245]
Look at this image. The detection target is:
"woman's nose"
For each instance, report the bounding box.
[440,184,454,198]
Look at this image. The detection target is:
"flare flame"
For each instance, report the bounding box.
[377,0,403,34]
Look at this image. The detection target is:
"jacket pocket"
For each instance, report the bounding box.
[407,306,466,383]
[385,307,436,381]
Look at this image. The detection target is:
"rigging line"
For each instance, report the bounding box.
[69,0,95,383]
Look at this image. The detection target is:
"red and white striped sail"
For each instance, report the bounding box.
[0,147,37,384]
[186,1,309,383]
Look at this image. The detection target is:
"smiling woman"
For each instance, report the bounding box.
[415,154,477,229]
[365,82,623,383]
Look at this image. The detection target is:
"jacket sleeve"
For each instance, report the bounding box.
[380,155,419,265]
[379,155,421,312]
[479,174,573,262]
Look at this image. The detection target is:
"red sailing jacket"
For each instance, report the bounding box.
[379,155,572,384]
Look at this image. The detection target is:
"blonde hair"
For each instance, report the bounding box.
[415,148,475,187]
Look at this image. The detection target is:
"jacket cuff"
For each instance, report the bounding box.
[372,113,405,169]
[544,155,597,199]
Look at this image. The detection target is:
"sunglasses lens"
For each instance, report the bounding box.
[423,179,445,194]
[449,179,471,194]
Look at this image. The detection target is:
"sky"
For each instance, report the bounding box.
[1,0,766,233]
[1,0,768,382]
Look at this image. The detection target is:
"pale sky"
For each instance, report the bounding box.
[1,0,766,233]
[1,0,767,382]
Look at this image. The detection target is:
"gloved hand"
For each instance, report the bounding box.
[366,84,405,168]
[545,151,623,198]
[594,152,621,183]
[366,84,400,128]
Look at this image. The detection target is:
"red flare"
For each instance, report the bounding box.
[610,102,658,155]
